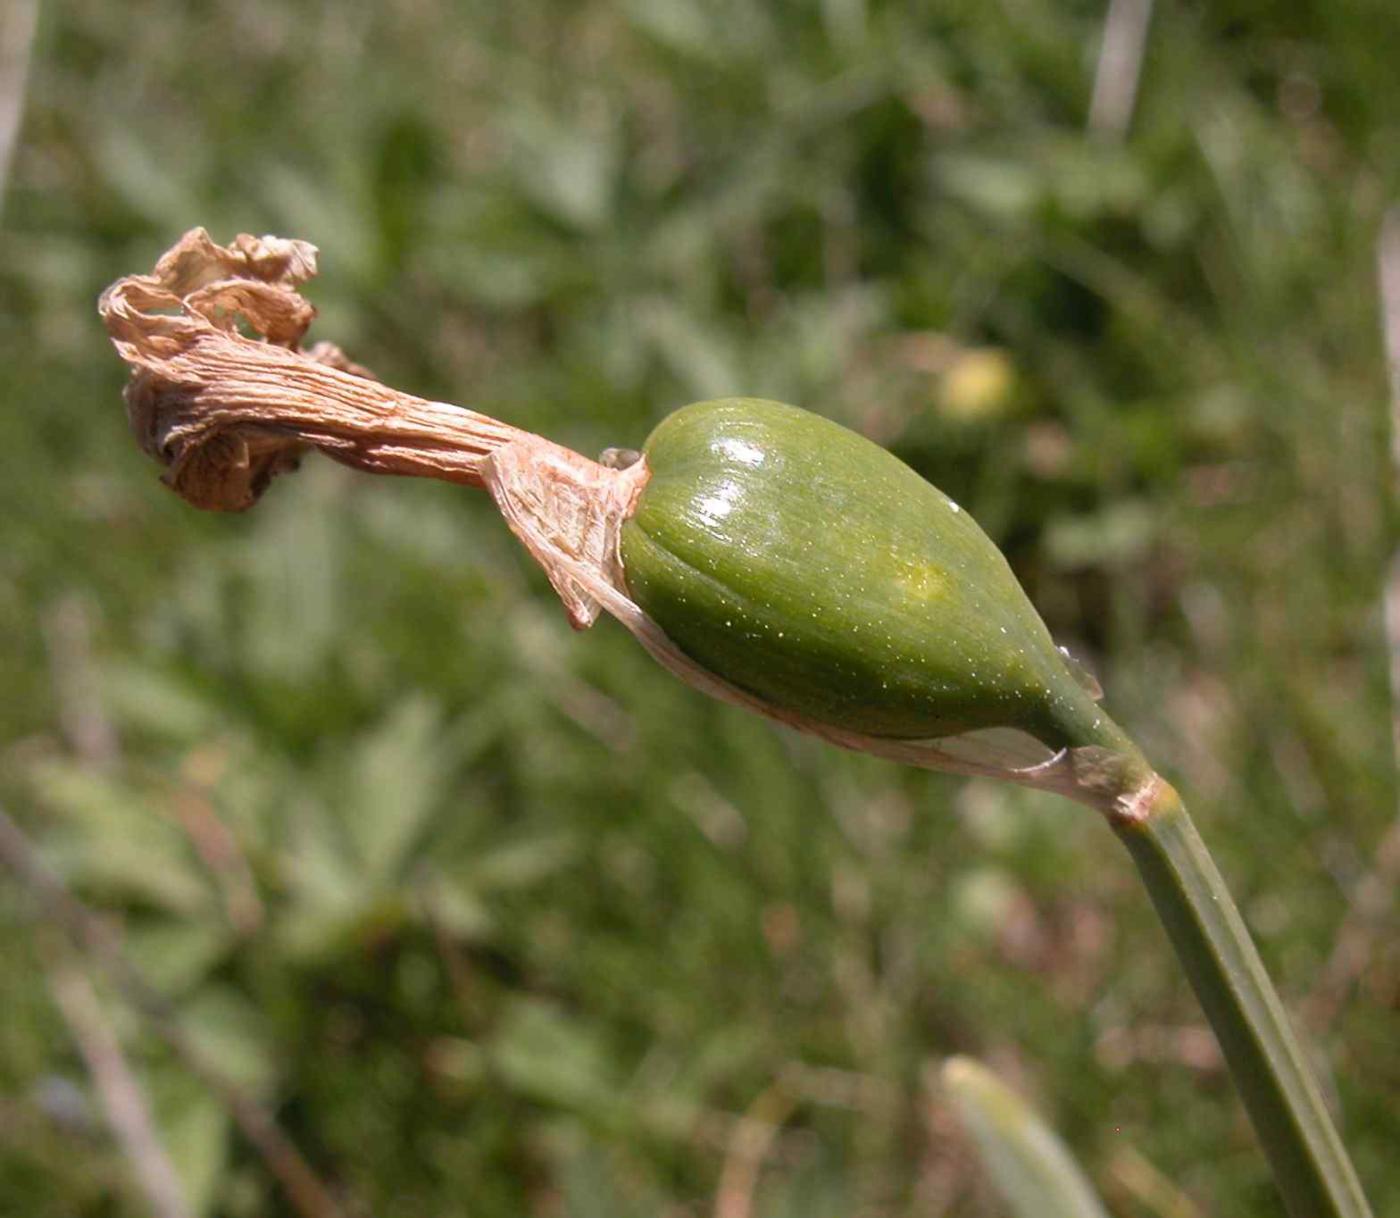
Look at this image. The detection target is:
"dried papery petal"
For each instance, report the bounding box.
[100,230,651,630]
[303,342,379,382]
[100,229,544,510]
[483,439,650,629]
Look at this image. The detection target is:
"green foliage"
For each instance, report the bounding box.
[2,1,1398,1215]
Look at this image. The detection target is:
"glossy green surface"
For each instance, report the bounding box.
[620,399,1108,747]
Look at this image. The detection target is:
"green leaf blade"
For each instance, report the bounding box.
[942,1055,1111,1218]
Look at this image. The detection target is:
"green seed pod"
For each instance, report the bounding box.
[620,398,1110,751]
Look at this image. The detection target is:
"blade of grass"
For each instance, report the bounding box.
[42,938,194,1218]
[1087,0,1153,139]
[1114,781,1373,1218]
[0,0,38,212]
[942,1055,1110,1218]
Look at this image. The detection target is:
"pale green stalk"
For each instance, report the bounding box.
[1104,772,1372,1218]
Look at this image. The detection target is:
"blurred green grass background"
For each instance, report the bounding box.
[2,1,1398,1214]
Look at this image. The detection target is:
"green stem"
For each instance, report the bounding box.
[1113,781,1372,1218]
